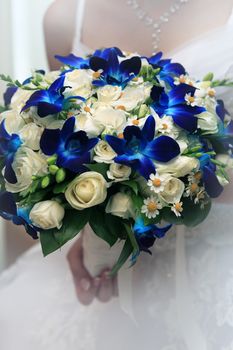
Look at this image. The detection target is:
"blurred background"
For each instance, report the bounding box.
[0,0,54,272]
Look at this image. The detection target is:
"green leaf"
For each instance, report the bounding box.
[162,198,212,227]
[40,209,90,256]
[203,72,214,81]
[53,181,69,194]
[121,180,138,195]
[124,223,139,258]
[86,163,109,179]
[89,208,121,246]
[110,237,133,276]
[19,188,51,205]
[0,105,7,113]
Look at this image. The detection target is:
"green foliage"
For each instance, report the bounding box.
[0,105,7,113]
[19,188,51,206]
[86,163,109,179]
[89,207,127,246]
[40,209,90,256]
[121,180,138,195]
[162,197,212,227]
[110,237,133,276]
[0,74,37,91]
[203,72,214,81]
[53,181,69,194]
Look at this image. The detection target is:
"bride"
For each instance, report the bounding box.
[1,0,233,349]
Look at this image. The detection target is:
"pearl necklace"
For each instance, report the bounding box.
[126,0,190,52]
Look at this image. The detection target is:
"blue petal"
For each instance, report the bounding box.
[143,136,180,162]
[57,152,90,172]
[21,90,50,112]
[55,54,89,69]
[3,86,17,106]
[150,85,164,102]
[40,128,61,155]
[148,52,163,65]
[4,162,17,184]
[89,56,108,72]
[164,63,185,76]
[0,192,17,216]
[61,117,75,139]
[166,105,199,132]
[203,166,223,198]
[105,135,127,155]
[153,224,172,238]
[37,101,62,117]
[48,75,65,92]
[142,115,155,142]
[168,84,196,106]
[136,155,156,179]
[120,56,141,76]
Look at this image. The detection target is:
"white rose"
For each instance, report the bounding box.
[5,147,48,193]
[42,70,60,85]
[30,200,65,230]
[64,69,92,99]
[75,113,103,137]
[97,85,122,103]
[0,110,25,134]
[92,107,126,134]
[107,163,131,181]
[156,156,199,177]
[159,177,185,204]
[112,84,152,111]
[198,111,218,134]
[19,123,44,150]
[65,172,107,210]
[106,192,135,219]
[10,88,34,112]
[93,140,116,163]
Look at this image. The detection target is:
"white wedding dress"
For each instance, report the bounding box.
[1,1,233,350]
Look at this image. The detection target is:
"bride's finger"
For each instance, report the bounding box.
[96,270,113,303]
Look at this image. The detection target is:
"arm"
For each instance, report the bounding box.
[43,0,77,70]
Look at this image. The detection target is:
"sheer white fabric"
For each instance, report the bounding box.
[0,1,233,349]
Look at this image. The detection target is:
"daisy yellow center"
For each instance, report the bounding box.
[116,105,126,111]
[84,106,91,113]
[190,183,198,192]
[208,89,216,97]
[147,202,157,212]
[188,96,195,103]
[175,203,183,212]
[194,171,202,181]
[152,178,161,187]
[132,77,139,82]
[132,119,139,126]
[67,112,74,118]
[162,123,168,130]
[118,133,124,139]
[93,71,101,79]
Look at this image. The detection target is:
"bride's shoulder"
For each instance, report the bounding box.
[43,0,77,70]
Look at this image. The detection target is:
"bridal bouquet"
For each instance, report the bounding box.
[0,47,232,273]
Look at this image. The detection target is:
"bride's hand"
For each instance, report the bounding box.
[67,236,118,305]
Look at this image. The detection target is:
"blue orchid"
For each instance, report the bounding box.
[198,153,223,198]
[0,191,38,239]
[152,83,205,132]
[89,47,141,87]
[3,86,17,106]
[105,115,180,179]
[55,53,90,69]
[21,76,85,118]
[147,51,186,86]
[134,217,172,253]
[40,117,99,173]
[0,120,22,183]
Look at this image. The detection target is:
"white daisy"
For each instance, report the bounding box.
[126,115,147,128]
[185,93,197,107]
[156,115,174,134]
[147,173,168,194]
[187,171,202,184]
[171,202,183,217]
[174,74,194,86]
[141,196,163,219]
[185,182,200,198]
